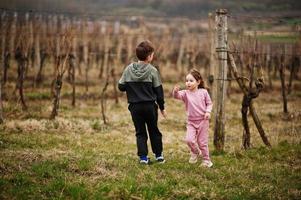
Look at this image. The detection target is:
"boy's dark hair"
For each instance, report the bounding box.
[135,40,154,61]
[189,68,205,89]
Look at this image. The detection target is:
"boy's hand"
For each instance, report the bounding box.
[204,112,211,120]
[173,85,180,92]
[160,110,167,118]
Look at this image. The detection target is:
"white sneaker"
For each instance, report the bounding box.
[155,154,166,164]
[201,160,213,168]
[189,153,198,164]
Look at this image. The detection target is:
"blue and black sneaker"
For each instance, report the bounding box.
[155,154,165,164]
[139,156,149,165]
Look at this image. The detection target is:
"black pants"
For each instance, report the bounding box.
[129,102,163,157]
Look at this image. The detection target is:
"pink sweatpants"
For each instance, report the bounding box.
[185,119,210,161]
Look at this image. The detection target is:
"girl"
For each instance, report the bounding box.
[173,69,213,167]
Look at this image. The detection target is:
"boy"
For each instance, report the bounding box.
[118,40,166,164]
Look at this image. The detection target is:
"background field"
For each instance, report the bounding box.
[0,80,301,199]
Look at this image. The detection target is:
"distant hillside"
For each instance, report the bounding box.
[0,0,301,18]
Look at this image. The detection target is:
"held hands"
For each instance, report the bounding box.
[204,112,211,120]
[160,109,167,118]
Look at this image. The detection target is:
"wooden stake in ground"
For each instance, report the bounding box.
[112,36,122,104]
[208,12,216,98]
[279,53,288,114]
[9,13,17,65]
[266,44,273,90]
[1,13,9,87]
[100,54,110,125]
[69,54,76,107]
[0,12,6,123]
[177,36,185,75]
[213,9,228,152]
[288,54,299,94]
[0,43,3,123]
[69,28,77,107]
[0,72,3,123]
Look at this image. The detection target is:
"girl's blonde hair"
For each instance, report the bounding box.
[189,69,204,89]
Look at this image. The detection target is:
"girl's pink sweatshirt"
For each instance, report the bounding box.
[173,88,213,120]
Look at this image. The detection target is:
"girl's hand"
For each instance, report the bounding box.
[173,85,180,92]
[204,112,211,120]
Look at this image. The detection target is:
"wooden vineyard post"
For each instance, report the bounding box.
[103,34,110,81]
[279,53,288,113]
[1,12,7,87]
[82,19,89,96]
[126,34,133,64]
[0,54,2,123]
[213,9,228,152]
[2,13,16,87]
[0,25,3,123]
[0,12,6,123]
[33,14,41,88]
[9,12,17,65]
[288,45,296,94]
[100,51,110,124]
[27,13,34,76]
[266,44,273,90]
[70,28,77,107]
[0,65,3,123]
[177,36,185,76]
[208,12,216,99]
[112,35,122,104]
[98,21,106,79]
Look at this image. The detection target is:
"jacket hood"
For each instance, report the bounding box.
[128,62,152,80]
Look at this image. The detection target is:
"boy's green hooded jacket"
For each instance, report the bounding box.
[118,62,165,110]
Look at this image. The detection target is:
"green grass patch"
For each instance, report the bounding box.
[280,18,301,26]
[25,92,51,100]
[32,160,68,179]
[1,135,300,199]
[257,34,299,43]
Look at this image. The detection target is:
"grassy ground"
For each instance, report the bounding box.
[0,81,301,199]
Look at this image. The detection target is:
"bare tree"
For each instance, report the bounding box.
[228,51,271,149]
[14,23,31,111]
[50,31,73,120]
